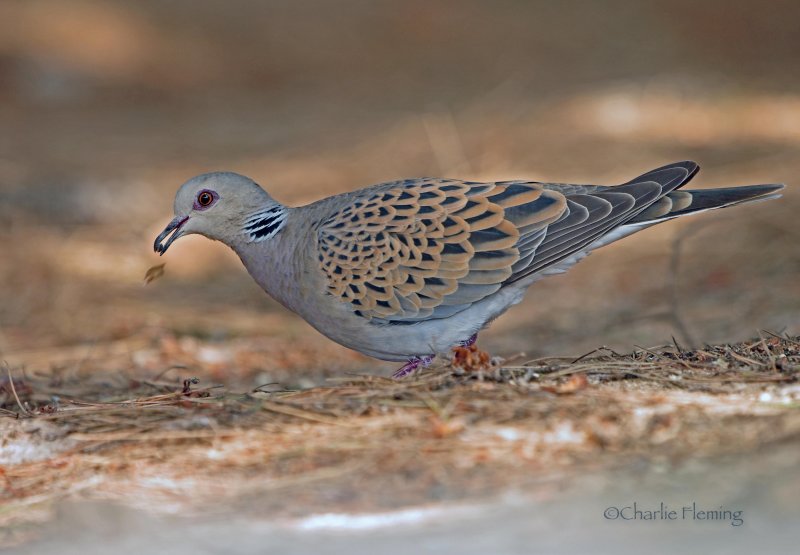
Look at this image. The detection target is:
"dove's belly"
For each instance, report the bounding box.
[296,279,532,361]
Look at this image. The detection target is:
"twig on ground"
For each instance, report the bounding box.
[668,222,707,349]
[4,365,29,416]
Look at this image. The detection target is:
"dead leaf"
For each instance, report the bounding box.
[144,263,166,285]
[541,374,589,395]
[451,344,491,372]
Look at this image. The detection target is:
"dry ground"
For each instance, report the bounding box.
[2,334,799,546]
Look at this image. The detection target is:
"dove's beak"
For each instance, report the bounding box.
[154,216,189,255]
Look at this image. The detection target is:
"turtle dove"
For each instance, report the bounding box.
[154,161,783,377]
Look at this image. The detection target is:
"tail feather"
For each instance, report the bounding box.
[624,160,700,189]
[629,183,784,224]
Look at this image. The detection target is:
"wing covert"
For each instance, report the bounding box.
[316,178,566,324]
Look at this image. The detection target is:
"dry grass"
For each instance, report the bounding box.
[2,334,798,545]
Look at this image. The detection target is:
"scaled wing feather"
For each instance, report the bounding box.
[317,179,566,323]
[316,161,702,323]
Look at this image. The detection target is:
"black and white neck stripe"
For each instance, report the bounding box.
[243,206,287,242]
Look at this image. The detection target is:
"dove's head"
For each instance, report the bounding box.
[154,172,285,254]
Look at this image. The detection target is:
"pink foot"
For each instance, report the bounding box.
[392,355,435,379]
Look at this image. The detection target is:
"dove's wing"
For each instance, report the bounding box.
[507,161,699,282]
[315,162,698,324]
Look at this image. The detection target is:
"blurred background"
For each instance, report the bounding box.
[1,0,798,380]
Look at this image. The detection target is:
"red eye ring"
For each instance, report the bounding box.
[197,190,215,208]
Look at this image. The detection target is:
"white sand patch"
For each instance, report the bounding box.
[0,420,76,465]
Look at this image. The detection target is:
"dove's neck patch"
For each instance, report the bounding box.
[243,206,287,242]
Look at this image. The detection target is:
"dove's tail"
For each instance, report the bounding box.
[628,183,784,225]
[579,168,784,253]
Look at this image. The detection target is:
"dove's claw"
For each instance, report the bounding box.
[392,355,434,379]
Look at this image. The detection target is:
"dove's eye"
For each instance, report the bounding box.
[195,190,217,210]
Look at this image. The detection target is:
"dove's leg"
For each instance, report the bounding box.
[392,355,434,379]
[458,333,478,347]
